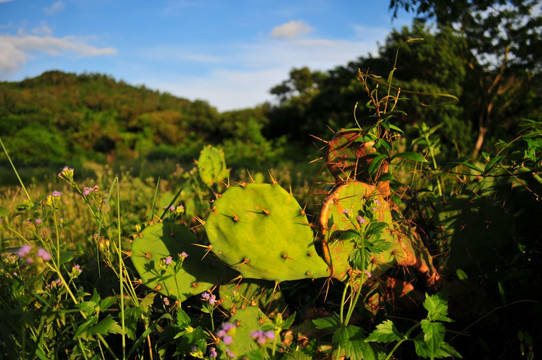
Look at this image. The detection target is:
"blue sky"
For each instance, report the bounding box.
[0,0,413,111]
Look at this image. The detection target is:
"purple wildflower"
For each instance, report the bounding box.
[35,218,42,225]
[208,347,218,358]
[52,191,62,197]
[356,215,366,224]
[342,209,350,214]
[225,349,236,358]
[217,322,236,345]
[179,251,188,260]
[163,297,170,306]
[169,205,176,211]
[164,256,172,265]
[37,247,51,261]
[73,264,82,274]
[208,294,217,305]
[17,244,32,258]
[201,291,211,300]
[251,329,275,345]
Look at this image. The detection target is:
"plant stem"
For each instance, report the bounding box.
[0,137,33,205]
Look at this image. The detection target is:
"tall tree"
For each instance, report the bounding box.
[389,0,542,156]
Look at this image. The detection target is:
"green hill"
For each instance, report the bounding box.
[0,70,225,166]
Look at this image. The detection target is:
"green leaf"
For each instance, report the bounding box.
[366,222,388,238]
[59,250,76,265]
[365,320,402,343]
[483,154,505,174]
[176,307,191,327]
[456,268,468,282]
[87,315,124,336]
[74,316,98,338]
[0,207,9,217]
[76,301,97,316]
[333,325,375,360]
[457,161,483,173]
[312,313,340,330]
[423,293,452,322]
[388,123,404,133]
[139,292,156,314]
[392,151,427,163]
[421,319,446,356]
[368,153,387,178]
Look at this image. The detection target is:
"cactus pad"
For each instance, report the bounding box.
[197,145,229,187]
[131,222,235,302]
[205,183,330,282]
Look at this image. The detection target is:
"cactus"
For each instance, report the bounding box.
[219,279,285,315]
[319,181,439,286]
[204,183,331,282]
[326,130,390,196]
[215,306,275,359]
[131,222,236,302]
[197,145,229,187]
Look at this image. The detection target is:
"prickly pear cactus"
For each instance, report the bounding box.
[219,279,285,315]
[131,222,235,302]
[215,306,275,359]
[326,130,390,196]
[204,183,331,282]
[197,145,229,187]
[319,181,439,286]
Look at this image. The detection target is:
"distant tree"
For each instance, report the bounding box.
[389,0,542,156]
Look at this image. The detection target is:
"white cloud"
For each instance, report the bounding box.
[44,1,65,15]
[141,34,382,111]
[270,20,313,39]
[32,24,53,36]
[0,34,116,77]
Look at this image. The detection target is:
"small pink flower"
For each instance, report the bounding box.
[37,247,51,261]
[52,191,62,197]
[17,244,32,258]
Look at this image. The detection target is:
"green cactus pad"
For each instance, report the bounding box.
[197,145,229,187]
[320,181,439,285]
[319,181,392,279]
[131,222,235,302]
[219,279,285,315]
[205,183,330,282]
[215,306,275,359]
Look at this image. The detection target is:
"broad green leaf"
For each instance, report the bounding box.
[87,315,124,336]
[365,320,402,343]
[393,151,427,163]
[312,313,340,330]
[76,301,97,316]
[333,325,375,360]
[423,294,452,322]
[139,292,156,314]
[421,319,446,356]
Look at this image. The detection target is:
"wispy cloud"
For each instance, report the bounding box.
[0,0,14,3]
[44,1,65,15]
[270,20,313,39]
[0,34,116,77]
[141,31,383,111]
